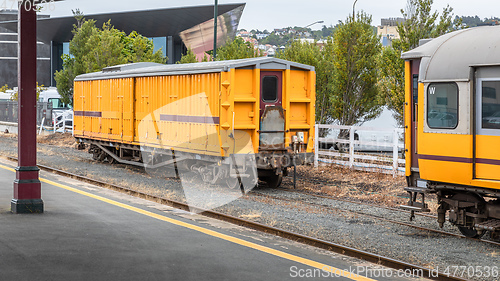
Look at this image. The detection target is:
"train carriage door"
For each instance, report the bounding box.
[475,67,500,181]
[410,61,420,169]
[259,72,285,149]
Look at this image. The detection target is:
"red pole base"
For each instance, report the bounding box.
[12,166,43,214]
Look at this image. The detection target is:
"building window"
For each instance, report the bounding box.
[427,83,458,129]
[151,37,167,57]
[63,42,70,56]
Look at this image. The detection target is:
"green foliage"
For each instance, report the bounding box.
[177,48,199,64]
[379,0,461,125]
[378,43,405,125]
[215,37,262,61]
[458,16,500,27]
[398,0,462,51]
[122,31,165,64]
[0,84,10,93]
[278,13,382,127]
[321,25,336,38]
[331,12,382,126]
[260,33,289,46]
[55,17,166,105]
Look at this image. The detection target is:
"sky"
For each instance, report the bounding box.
[42,0,498,31]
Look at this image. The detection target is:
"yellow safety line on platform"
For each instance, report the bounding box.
[0,163,374,281]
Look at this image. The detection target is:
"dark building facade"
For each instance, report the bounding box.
[0,9,52,87]
[0,3,245,87]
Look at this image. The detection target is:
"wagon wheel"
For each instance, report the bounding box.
[452,193,486,239]
[264,174,282,189]
[226,177,241,190]
[97,152,107,162]
[107,156,117,164]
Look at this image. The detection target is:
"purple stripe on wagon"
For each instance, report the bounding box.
[74,111,102,118]
[476,158,500,166]
[160,114,220,124]
[418,154,473,164]
[419,154,500,166]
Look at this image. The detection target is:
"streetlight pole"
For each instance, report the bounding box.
[353,0,358,19]
[288,20,324,47]
[213,0,218,60]
[304,20,324,29]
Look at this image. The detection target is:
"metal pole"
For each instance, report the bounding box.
[213,0,218,60]
[314,124,319,168]
[13,0,43,213]
[353,0,358,19]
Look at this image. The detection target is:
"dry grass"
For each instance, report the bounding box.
[0,132,17,138]
[284,164,414,209]
[241,210,263,220]
[37,133,76,148]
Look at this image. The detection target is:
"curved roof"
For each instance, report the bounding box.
[75,57,316,81]
[0,3,245,44]
[401,25,500,82]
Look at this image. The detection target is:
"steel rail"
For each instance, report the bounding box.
[4,156,470,281]
[276,186,438,219]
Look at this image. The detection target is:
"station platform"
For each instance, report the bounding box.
[0,158,417,281]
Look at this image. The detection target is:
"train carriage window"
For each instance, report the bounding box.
[262,76,278,102]
[412,75,418,122]
[427,83,458,129]
[481,81,500,129]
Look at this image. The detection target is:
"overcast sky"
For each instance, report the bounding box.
[44,0,498,31]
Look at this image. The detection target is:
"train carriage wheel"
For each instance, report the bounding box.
[264,174,283,189]
[107,156,117,164]
[458,226,484,239]
[452,193,486,239]
[226,177,241,190]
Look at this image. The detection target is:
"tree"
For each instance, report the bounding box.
[331,12,382,126]
[177,48,198,64]
[380,0,462,124]
[398,0,461,51]
[214,37,262,61]
[177,48,210,64]
[378,43,405,125]
[55,17,166,105]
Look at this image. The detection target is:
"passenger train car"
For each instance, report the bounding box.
[73,58,316,189]
[402,26,500,240]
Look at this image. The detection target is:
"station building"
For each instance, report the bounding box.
[0,3,245,87]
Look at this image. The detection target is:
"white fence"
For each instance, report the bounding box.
[36,110,73,135]
[314,124,405,176]
[52,110,73,134]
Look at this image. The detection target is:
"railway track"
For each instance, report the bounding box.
[277,186,438,219]
[249,188,500,247]
[3,155,470,281]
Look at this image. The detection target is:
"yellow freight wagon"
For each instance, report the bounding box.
[401,26,500,240]
[74,58,316,188]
